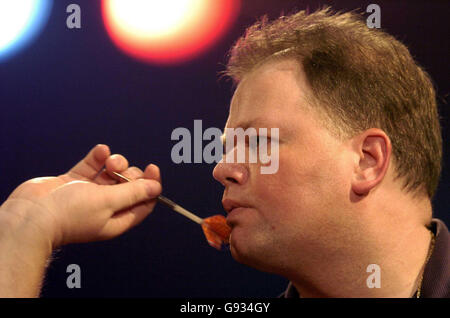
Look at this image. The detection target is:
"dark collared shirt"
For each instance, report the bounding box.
[281,218,450,298]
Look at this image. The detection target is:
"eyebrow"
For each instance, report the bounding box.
[229,118,279,130]
[220,118,283,146]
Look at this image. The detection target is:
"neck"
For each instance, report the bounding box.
[287,193,433,298]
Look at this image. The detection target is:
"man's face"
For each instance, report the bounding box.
[213,59,355,275]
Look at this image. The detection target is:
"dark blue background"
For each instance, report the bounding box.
[0,0,448,297]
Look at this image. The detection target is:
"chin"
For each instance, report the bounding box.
[229,230,278,274]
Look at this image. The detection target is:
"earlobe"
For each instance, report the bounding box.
[351,129,391,196]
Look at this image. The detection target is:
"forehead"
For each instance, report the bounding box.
[226,58,313,129]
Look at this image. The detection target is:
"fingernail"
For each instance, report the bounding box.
[110,154,120,162]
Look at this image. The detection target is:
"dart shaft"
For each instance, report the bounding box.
[111,171,203,224]
[157,195,203,224]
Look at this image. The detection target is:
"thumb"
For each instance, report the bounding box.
[101,179,162,213]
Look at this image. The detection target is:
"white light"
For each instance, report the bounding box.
[0,1,35,48]
[0,0,52,61]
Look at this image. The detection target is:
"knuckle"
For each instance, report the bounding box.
[132,182,146,203]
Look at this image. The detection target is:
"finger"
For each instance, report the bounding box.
[144,164,161,183]
[95,166,143,185]
[68,144,110,180]
[102,179,162,214]
[119,166,144,182]
[102,154,129,183]
[105,154,129,173]
[100,200,157,239]
[93,169,117,185]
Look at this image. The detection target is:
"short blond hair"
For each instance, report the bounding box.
[225,7,442,198]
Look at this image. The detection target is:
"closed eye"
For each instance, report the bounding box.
[249,135,269,148]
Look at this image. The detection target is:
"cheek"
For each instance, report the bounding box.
[249,163,305,229]
[247,140,350,215]
[256,150,343,220]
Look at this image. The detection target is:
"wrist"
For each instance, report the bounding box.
[0,199,56,255]
[0,200,55,297]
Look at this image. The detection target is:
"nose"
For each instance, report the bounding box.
[213,160,249,186]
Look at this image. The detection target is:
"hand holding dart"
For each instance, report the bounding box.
[110,171,231,250]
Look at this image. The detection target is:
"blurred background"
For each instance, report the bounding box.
[0,0,448,297]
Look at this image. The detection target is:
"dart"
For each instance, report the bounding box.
[110,171,231,250]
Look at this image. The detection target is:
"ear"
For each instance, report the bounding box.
[351,128,392,196]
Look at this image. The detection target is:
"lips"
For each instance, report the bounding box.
[222,198,254,228]
[222,198,249,214]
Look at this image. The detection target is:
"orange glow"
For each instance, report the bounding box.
[102,0,240,64]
